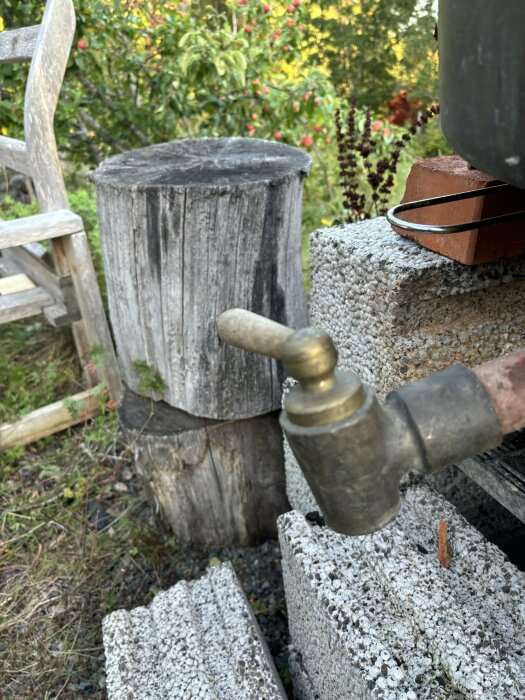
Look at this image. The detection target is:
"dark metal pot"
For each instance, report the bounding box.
[439,0,525,190]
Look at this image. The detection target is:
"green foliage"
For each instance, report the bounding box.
[308,0,438,108]
[1,0,336,164]
[0,321,77,422]
[0,194,39,220]
[131,359,167,397]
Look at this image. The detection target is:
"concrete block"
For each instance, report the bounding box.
[278,484,525,700]
[309,217,525,399]
[103,561,287,699]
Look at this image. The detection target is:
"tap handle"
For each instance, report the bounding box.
[217,308,295,360]
[218,308,365,426]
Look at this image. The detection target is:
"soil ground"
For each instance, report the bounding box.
[0,320,292,698]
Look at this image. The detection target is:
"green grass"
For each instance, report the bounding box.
[0,320,287,698]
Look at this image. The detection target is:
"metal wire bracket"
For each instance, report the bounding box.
[386,183,525,234]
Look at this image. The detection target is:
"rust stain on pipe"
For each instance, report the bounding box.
[473,349,525,435]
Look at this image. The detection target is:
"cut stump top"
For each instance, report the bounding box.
[91,137,312,190]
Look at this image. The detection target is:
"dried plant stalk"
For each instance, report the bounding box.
[335,101,440,223]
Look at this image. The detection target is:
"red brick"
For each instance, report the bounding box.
[392,155,525,265]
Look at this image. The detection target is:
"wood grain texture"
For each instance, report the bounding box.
[0,0,121,411]
[93,137,310,420]
[120,389,289,546]
[0,209,83,249]
[0,389,99,450]
[0,285,53,323]
[42,302,71,327]
[62,232,122,399]
[0,274,35,295]
[24,0,75,211]
[0,25,40,64]
[1,246,68,306]
[0,136,29,174]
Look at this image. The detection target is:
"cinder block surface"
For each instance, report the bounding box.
[103,561,286,699]
[278,485,525,700]
[309,217,525,399]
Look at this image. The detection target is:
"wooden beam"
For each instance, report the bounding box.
[63,232,122,401]
[2,246,65,302]
[0,136,30,174]
[0,209,83,249]
[0,273,35,295]
[0,389,100,451]
[0,253,22,277]
[0,25,40,64]
[0,285,53,323]
[24,241,54,266]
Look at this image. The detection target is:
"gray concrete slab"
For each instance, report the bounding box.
[278,484,525,699]
[103,561,287,699]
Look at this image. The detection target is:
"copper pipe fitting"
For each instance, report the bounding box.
[473,349,525,435]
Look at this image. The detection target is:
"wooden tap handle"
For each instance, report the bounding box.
[217,309,295,360]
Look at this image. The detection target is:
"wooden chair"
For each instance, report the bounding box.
[0,0,121,450]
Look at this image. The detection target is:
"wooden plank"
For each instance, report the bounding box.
[0,389,99,451]
[0,136,30,175]
[459,429,525,524]
[2,246,64,302]
[0,209,83,249]
[0,253,22,277]
[43,302,71,327]
[25,0,75,211]
[62,232,122,400]
[0,273,35,295]
[0,285,53,323]
[72,319,100,387]
[24,241,53,265]
[0,25,40,64]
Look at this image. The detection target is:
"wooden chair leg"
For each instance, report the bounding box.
[62,231,122,401]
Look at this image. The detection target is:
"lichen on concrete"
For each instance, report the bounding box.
[102,561,287,699]
[279,484,525,699]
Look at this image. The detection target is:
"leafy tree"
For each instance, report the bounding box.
[0,0,336,165]
[307,0,438,109]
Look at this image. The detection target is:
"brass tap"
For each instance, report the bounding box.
[218,309,504,536]
[217,309,365,426]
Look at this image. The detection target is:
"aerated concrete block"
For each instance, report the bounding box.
[102,561,287,699]
[278,485,525,700]
[309,217,525,399]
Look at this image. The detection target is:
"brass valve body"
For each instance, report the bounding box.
[217,309,503,536]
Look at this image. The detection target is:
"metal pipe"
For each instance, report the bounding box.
[473,349,525,435]
[217,309,525,535]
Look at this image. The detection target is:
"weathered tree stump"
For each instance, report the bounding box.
[120,389,289,546]
[92,138,310,420]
